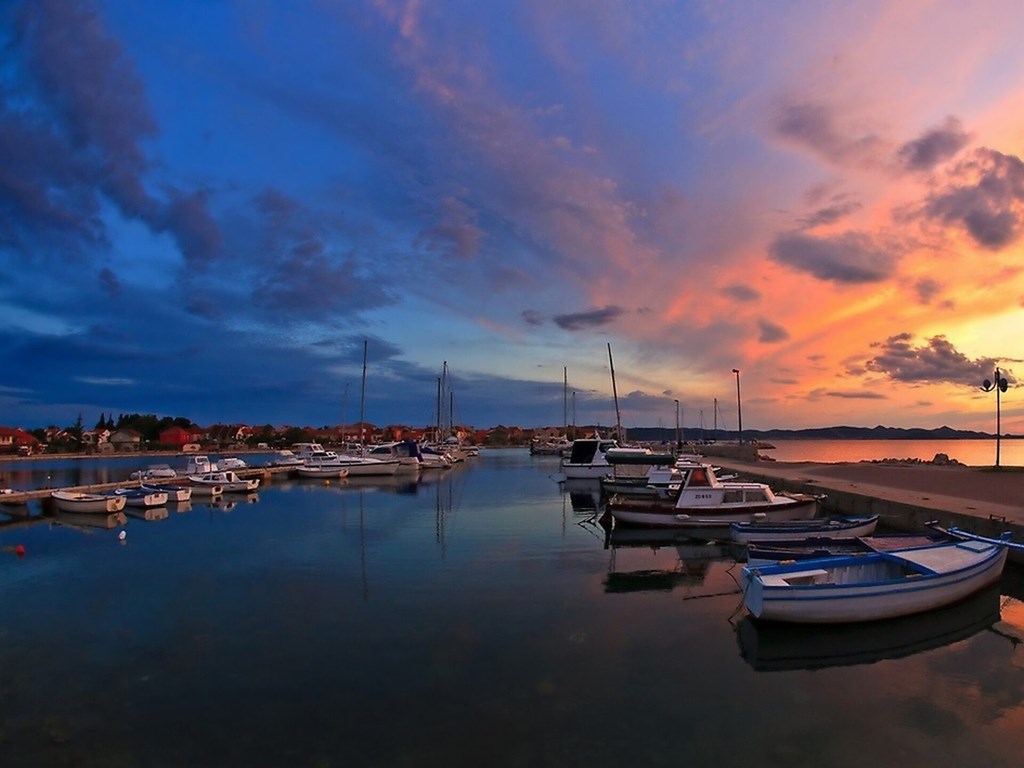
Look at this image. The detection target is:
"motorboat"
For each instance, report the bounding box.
[368,441,424,473]
[189,470,259,493]
[606,458,819,531]
[186,455,217,475]
[600,451,681,497]
[560,438,619,480]
[266,450,304,468]
[112,487,169,508]
[129,464,178,481]
[293,441,401,477]
[141,483,193,503]
[417,444,453,470]
[729,515,877,544]
[741,528,1015,623]
[295,465,350,479]
[51,490,127,514]
[218,456,248,470]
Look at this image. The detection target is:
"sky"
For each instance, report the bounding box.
[2,0,1024,434]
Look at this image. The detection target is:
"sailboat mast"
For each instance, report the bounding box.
[359,339,367,447]
[342,383,349,443]
[435,376,442,443]
[563,366,568,434]
[607,343,623,442]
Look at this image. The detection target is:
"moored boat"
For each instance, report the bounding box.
[142,483,193,503]
[51,490,127,514]
[129,464,178,481]
[742,530,1014,623]
[607,458,819,531]
[295,465,350,479]
[112,487,169,508]
[729,514,876,544]
[560,437,619,480]
[189,470,259,493]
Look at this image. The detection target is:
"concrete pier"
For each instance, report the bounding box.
[714,457,1024,562]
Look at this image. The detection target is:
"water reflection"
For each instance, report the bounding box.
[603,526,739,593]
[125,506,169,522]
[736,583,1008,672]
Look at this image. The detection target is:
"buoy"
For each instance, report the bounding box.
[118,530,127,542]
[15,544,25,558]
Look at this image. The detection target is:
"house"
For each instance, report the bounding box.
[109,428,143,452]
[0,427,40,455]
[81,428,111,447]
[159,425,203,446]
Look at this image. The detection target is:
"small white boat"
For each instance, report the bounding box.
[368,441,424,473]
[295,465,350,479]
[129,464,178,481]
[51,490,127,514]
[218,457,248,470]
[730,515,877,544]
[607,459,819,531]
[112,487,169,508]
[189,483,223,496]
[742,530,1013,624]
[189,470,259,493]
[293,442,402,477]
[141,483,192,503]
[560,438,619,480]
[186,455,217,475]
[267,450,304,468]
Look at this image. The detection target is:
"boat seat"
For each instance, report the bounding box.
[759,569,829,587]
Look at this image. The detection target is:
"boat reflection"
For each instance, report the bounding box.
[207,493,260,511]
[737,582,1004,672]
[126,506,169,522]
[561,477,604,514]
[340,475,421,495]
[603,527,738,594]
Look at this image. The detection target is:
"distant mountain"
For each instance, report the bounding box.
[617,425,1012,442]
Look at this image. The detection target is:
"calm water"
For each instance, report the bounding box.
[762,438,1024,467]
[3,449,1024,766]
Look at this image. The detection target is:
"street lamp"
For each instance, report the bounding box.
[981,367,1009,468]
[732,369,743,445]
[674,399,681,450]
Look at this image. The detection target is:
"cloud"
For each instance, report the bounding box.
[865,333,1013,386]
[98,267,120,297]
[758,318,789,343]
[799,199,862,228]
[553,305,625,331]
[521,309,544,326]
[825,390,888,400]
[924,148,1024,249]
[768,231,896,283]
[913,277,943,305]
[414,196,483,259]
[897,117,969,172]
[773,101,886,168]
[721,284,760,302]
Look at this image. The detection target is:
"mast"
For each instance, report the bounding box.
[359,339,367,448]
[435,376,442,443]
[342,383,349,443]
[607,343,623,442]
[563,367,568,435]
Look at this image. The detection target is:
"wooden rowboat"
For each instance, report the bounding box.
[51,490,127,514]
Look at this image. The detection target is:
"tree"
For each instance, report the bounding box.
[95,412,106,430]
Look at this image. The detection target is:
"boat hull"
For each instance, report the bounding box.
[608,495,818,530]
[51,491,127,514]
[296,466,350,478]
[730,515,878,544]
[744,541,1008,623]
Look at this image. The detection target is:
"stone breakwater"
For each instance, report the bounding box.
[860,453,962,466]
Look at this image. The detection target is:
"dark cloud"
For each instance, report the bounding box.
[913,277,943,305]
[98,267,120,297]
[773,101,885,167]
[521,309,544,326]
[799,199,862,228]
[758,318,789,343]
[826,391,888,400]
[161,188,222,268]
[865,333,1013,386]
[768,231,896,283]
[415,196,483,259]
[924,148,1024,249]
[553,306,625,331]
[721,284,760,302]
[898,117,969,172]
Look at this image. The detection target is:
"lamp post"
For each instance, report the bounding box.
[674,399,681,450]
[732,369,743,445]
[981,367,1008,468]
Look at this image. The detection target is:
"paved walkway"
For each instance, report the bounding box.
[714,458,1024,527]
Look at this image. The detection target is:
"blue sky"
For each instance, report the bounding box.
[3,0,1024,433]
